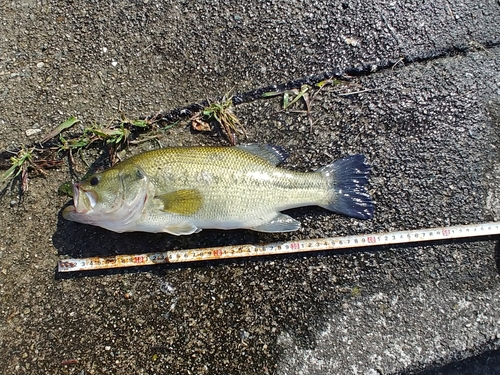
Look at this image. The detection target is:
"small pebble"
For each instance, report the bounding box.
[36,62,45,68]
[25,128,41,137]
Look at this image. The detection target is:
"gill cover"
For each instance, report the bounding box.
[62,165,151,233]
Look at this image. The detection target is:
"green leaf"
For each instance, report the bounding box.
[262,91,282,98]
[42,116,79,143]
[282,92,290,109]
[163,121,179,130]
[131,119,149,128]
[316,78,340,88]
[58,181,74,197]
[289,85,309,105]
[0,148,32,184]
[0,164,18,183]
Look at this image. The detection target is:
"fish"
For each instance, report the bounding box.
[62,144,374,235]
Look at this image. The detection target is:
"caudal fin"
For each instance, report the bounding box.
[317,154,374,220]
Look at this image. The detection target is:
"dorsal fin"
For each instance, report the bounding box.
[235,144,289,165]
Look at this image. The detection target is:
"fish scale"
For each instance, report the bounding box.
[63,145,374,235]
[127,147,328,221]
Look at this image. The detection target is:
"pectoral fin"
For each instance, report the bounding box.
[162,222,201,236]
[251,213,301,233]
[157,189,203,215]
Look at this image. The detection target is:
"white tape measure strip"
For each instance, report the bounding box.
[57,221,500,272]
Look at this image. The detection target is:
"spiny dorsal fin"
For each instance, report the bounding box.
[236,144,289,165]
[157,189,203,215]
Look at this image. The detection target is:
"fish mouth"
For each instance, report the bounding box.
[62,183,98,218]
[62,177,150,233]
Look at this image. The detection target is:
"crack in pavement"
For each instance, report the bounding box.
[153,42,500,123]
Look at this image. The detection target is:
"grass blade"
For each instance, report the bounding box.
[42,116,79,143]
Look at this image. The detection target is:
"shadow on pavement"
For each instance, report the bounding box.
[413,348,500,375]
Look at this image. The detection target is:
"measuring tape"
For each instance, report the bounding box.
[57,221,500,272]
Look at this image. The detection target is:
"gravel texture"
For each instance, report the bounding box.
[0,1,499,374]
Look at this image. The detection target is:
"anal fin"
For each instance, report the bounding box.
[162,222,201,236]
[251,213,301,233]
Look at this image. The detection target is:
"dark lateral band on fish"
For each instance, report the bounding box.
[62,144,374,235]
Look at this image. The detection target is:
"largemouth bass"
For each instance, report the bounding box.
[62,144,374,235]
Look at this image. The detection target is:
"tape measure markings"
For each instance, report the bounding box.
[57,221,500,272]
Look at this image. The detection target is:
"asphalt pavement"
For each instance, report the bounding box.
[0,1,499,374]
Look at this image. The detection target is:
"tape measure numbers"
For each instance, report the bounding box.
[57,221,500,272]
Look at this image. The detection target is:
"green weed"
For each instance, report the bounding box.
[262,79,344,131]
[87,122,130,147]
[41,116,80,144]
[191,94,246,145]
[0,147,46,192]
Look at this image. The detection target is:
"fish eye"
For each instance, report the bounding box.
[90,176,99,186]
[136,168,145,180]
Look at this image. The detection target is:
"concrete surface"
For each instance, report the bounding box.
[1,0,500,374]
